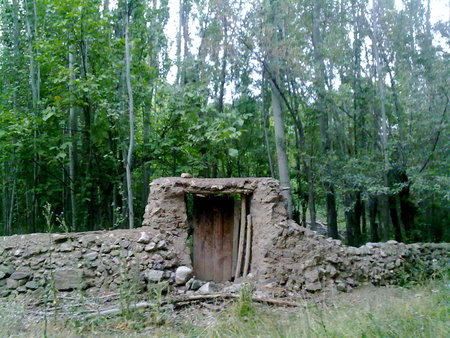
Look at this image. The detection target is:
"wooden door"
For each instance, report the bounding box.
[193,195,234,281]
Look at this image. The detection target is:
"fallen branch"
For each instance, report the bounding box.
[83,293,300,318]
[174,294,301,308]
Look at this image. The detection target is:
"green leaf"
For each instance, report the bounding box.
[43,109,56,121]
[228,148,239,157]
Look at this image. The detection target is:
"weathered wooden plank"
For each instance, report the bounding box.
[234,195,247,279]
[243,214,252,277]
[222,199,233,281]
[232,198,240,278]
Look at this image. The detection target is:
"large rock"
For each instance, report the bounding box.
[304,269,319,283]
[10,268,31,280]
[25,280,39,290]
[175,266,193,285]
[54,269,82,291]
[7,278,27,289]
[137,232,151,244]
[187,278,204,291]
[305,281,322,292]
[144,269,164,282]
[84,252,98,261]
[197,282,221,295]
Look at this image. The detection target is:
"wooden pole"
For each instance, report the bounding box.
[243,214,252,276]
[232,198,240,277]
[234,194,246,279]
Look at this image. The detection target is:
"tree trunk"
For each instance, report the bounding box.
[379,194,390,241]
[361,199,367,241]
[124,6,135,229]
[325,182,338,239]
[261,72,274,177]
[344,193,357,246]
[368,195,379,242]
[354,191,362,244]
[270,84,292,218]
[388,195,402,242]
[217,16,227,115]
[345,191,362,246]
[267,0,292,218]
[312,0,336,233]
[68,51,77,231]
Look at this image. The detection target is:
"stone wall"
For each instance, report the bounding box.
[264,220,449,293]
[0,228,184,297]
[0,176,448,298]
[1,222,448,297]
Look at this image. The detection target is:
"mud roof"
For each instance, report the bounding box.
[149,177,275,195]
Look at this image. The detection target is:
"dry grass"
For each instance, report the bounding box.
[1,277,448,337]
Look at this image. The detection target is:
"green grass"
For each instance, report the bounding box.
[1,277,449,337]
[193,280,449,338]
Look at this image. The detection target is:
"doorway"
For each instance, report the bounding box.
[192,194,235,281]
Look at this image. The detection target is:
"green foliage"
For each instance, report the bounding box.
[0,0,447,243]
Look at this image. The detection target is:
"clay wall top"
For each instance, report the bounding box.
[149,177,277,195]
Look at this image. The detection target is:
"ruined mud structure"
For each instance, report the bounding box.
[0,177,448,298]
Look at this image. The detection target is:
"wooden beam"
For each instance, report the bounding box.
[243,214,252,277]
[232,198,240,278]
[234,195,246,278]
[184,188,253,195]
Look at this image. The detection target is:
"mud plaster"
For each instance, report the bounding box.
[142,177,288,279]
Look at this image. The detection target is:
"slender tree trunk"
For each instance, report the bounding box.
[270,84,292,218]
[373,0,391,241]
[68,51,77,231]
[368,195,379,242]
[307,162,316,228]
[325,181,338,239]
[142,87,152,209]
[268,0,292,217]
[312,0,335,232]
[373,0,389,189]
[361,199,367,241]
[355,191,362,244]
[124,7,135,229]
[103,0,109,13]
[176,0,182,85]
[261,72,274,177]
[177,0,190,85]
[388,195,402,242]
[379,195,390,241]
[344,193,356,246]
[24,2,37,107]
[312,0,328,151]
[217,16,227,115]
[345,191,362,246]
[24,0,40,232]
[397,171,415,240]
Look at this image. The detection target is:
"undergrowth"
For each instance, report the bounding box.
[0,276,448,337]
[197,277,449,338]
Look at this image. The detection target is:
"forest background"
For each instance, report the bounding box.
[0,0,448,246]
